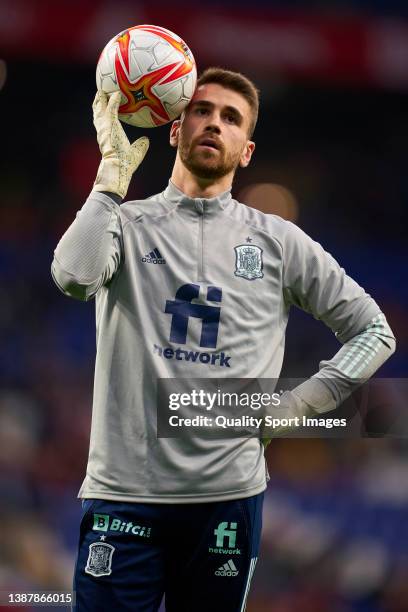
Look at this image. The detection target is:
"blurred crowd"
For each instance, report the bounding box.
[0,4,407,610]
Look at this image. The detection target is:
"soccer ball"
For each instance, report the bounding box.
[96,24,197,128]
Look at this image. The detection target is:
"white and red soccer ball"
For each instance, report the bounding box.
[96,24,197,128]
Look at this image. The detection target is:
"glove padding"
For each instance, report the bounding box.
[261,389,312,449]
[92,91,149,199]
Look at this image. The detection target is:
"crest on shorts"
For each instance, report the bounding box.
[234,245,264,280]
[85,542,115,577]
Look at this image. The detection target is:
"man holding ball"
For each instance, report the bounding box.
[52,67,395,611]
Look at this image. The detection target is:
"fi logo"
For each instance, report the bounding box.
[214,522,237,548]
[165,284,222,348]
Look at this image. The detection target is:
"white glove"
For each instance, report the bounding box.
[262,389,311,449]
[92,91,149,199]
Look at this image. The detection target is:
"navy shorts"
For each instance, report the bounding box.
[73,492,264,611]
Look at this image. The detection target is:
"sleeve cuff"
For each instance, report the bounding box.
[101,191,122,205]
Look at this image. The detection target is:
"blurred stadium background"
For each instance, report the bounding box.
[0,0,407,610]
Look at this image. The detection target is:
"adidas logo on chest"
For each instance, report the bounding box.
[141,248,166,265]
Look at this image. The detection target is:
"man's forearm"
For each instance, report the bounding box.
[293,312,396,413]
[51,192,122,301]
[263,313,396,441]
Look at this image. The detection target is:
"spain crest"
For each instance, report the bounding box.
[234,245,264,280]
[85,542,115,577]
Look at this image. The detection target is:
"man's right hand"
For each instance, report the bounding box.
[92,91,149,199]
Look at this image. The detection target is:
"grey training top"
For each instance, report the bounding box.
[51,181,388,503]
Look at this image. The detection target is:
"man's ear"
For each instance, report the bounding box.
[170,120,181,148]
[239,141,255,168]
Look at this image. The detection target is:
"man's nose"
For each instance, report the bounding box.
[204,114,222,134]
[204,123,221,134]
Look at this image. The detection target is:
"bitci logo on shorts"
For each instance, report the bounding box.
[92,513,151,538]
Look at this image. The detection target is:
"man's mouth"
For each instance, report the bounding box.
[197,138,220,150]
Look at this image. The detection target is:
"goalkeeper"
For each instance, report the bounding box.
[52,68,395,611]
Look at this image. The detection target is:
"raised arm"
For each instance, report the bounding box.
[51,92,149,301]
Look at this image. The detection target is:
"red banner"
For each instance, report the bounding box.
[1,0,408,89]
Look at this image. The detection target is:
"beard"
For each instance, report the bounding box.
[178,129,242,180]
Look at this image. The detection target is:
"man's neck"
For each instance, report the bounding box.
[170,161,232,199]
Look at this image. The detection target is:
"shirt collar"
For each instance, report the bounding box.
[162,180,232,216]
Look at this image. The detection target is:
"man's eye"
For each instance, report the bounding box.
[225,115,237,124]
[196,108,208,115]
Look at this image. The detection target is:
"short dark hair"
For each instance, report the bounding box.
[196,67,259,137]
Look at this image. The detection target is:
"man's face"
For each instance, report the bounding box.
[170,83,255,180]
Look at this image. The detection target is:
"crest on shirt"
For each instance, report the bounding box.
[85,542,115,577]
[234,245,264,280]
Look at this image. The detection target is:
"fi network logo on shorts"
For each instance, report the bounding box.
[209,522,241,556]
[165,284,222,348]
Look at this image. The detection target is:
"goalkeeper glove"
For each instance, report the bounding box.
[262,389,312,449]
[92,91,149,199]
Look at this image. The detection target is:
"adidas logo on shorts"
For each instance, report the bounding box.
[141,248,166,264]
[215,559,239,577]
